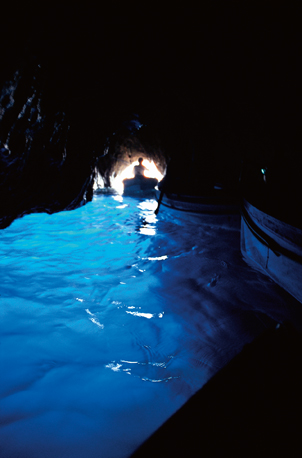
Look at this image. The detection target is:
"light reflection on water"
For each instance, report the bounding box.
[137,199,158,235]
[0,193,301,458]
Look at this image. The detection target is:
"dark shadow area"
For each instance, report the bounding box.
[1,3,301,228]
[131,323,302,458]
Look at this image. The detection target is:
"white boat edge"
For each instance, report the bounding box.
[241,199,302,304]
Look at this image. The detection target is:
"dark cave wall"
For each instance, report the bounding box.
[0,3,301,228]
[0,60,101,228]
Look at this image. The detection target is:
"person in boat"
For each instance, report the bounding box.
[134,157,147,178]
[123,157,158,194]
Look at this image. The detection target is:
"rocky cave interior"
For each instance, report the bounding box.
[0,4,301,229]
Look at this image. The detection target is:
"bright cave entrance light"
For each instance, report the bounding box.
[111,159,164,194]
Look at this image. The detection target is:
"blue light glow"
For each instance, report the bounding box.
[0,193,296,458]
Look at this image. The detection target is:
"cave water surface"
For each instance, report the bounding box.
[1,192,302,457]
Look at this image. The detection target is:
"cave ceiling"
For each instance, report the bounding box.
[0,3,301,227]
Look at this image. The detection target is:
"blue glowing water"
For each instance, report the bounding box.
[1,194,301,458]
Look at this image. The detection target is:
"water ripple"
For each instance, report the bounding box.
[1,193,301,458]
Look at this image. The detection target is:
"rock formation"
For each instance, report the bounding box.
[0,4,301,228]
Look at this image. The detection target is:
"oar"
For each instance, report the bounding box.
[154,188,164,215]
[155,159,172,215]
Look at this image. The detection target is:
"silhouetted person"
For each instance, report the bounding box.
[124,157,157,195]
[134,158,147,178]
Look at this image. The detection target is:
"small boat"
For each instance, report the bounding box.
[123,176,158,196]
[241,198,302,304]
[155,186,239,214]
[154,185,240,229]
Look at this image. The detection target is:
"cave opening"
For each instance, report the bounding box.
[108,158,164,195]
[94,124,168,195]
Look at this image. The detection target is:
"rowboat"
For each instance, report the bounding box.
[155,187,239,214]
[154,186,240,229]
[123,176,158,196]
[241,198,302,304]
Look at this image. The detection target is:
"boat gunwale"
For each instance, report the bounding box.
[155,189,240,215]
[241,199,302,263]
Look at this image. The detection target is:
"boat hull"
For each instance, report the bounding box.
[241,199,302,304]
[123,176,158,196]
[155,189,241,229]
[155,189,239,214]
